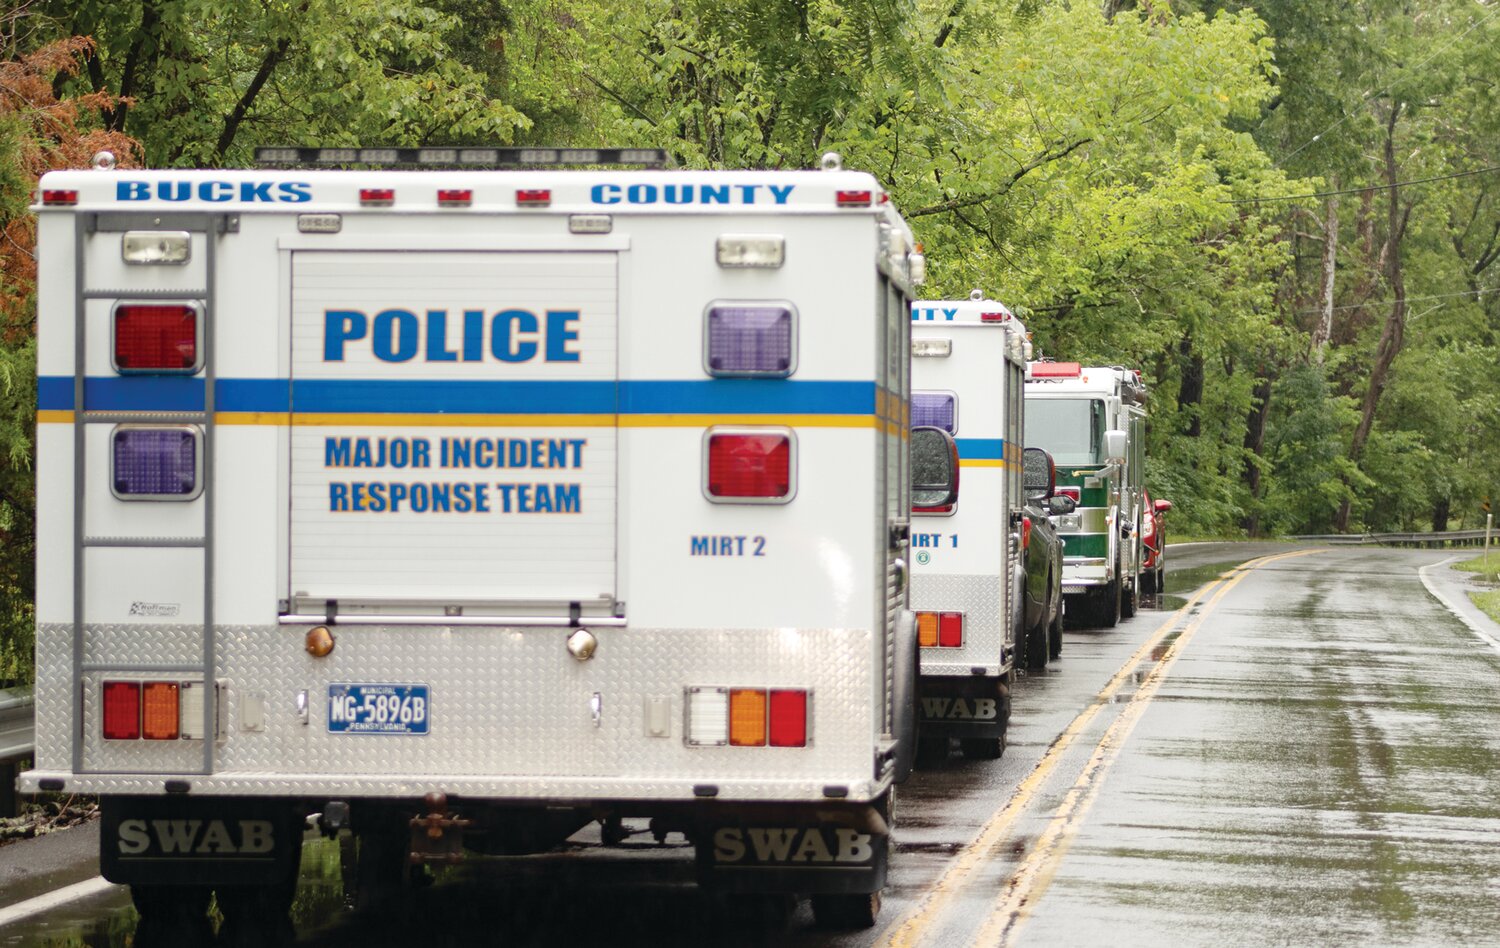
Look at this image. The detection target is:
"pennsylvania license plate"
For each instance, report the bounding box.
[328,683,430,734]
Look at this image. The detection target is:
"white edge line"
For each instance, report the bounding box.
[1418,557,1500,656]
[0,876,121,929]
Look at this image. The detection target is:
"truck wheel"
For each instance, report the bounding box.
[891,611,919,784]
[960,737,1003,760]
[915,730,949,768]
[1121,571,1137,619]
[130,885,213,946]
[1099,575,1121,629]
[812,890,882,929]
[215,882,298,947]
[1047,604,1063,660]
[1023,616,1049,671]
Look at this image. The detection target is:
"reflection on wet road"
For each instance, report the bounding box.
[7,546,1500,946]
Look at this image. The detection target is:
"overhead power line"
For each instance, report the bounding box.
[1225,165,1500,205]
[1294,287,1497,316]
[1275,3,1500,167]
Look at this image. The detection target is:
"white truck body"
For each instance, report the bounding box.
[23,156,921,906]
[908,296,1028,749]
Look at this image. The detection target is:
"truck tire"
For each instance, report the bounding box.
[1023,614,1049,671]
[812,890,882,929]
[1047,600,1064,660]
[130,885,213,946]
[1099,571,1121,628]
[1121,570,1137,619]
[959,680,1009,760]
[891,610,919,784]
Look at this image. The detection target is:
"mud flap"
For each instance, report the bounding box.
[917,675,1009,739]
[695,807,889,896]
[100,796,304,886]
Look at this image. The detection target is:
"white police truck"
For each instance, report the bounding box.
[908,292,1032,761]
[23,147,925,935]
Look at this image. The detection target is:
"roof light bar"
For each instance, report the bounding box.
[255,146,669,168]
[1030,361,1083,379]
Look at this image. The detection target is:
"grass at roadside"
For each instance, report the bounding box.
[1454,551,1500,584]
[1473,589,1500,625]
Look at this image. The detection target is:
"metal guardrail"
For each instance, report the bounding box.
[1290,529,1492,548]
[0,687,35,816]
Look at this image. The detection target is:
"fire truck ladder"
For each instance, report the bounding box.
[70,211,238,776]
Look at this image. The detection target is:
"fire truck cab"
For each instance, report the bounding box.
[1023,362,1148,628]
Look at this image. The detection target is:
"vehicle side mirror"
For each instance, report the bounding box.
[911,426,959,509]
[1048,495,1077,515]
[1154,498,1173,514]
[1102,429,1126,464]
[1022,446,1055,500]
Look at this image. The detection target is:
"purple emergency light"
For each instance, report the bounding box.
[911,392,957,433]
[112,427,199,498]
[705,304,795,376]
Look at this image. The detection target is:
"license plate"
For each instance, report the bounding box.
[328,683,429,734]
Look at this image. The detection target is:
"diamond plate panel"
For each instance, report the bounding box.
[84,623,201,666]
[27,623,889,804]
[33,624,72,771]
[910,573,1009,676]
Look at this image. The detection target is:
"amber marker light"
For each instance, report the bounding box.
[306,625,335,657]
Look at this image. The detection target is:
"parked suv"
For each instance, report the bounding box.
[1019,447,1074,668]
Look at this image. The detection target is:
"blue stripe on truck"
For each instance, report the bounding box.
[39,376,878,416]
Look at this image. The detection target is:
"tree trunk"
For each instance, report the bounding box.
[1240,372,1273,536]
[1176,334,1203,437]
[1336,103,1412,532]
[1311,180,1338,360]
[1431,498,1451,533]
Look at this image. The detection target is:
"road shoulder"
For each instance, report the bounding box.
[1419,557,1500,654]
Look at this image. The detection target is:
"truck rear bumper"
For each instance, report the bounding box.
[19,769,888,804]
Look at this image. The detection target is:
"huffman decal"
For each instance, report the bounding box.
[711,827,875,865]
[920,696,998,721]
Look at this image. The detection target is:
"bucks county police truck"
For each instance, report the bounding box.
[907,292,1033,761]
[1023,363,1148,627]
[23,147,924,934]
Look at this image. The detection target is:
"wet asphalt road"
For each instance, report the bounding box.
[5,544,1500,946]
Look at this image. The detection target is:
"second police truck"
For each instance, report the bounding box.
[1024,362,1149,627]
[908,292,1051,761]
[24,147,926,934]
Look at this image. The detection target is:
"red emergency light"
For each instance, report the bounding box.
[114,303,198,371]
[359,188,395,206]
[437,189,473,207]
[1031,362,1082,378]
[706,432,792,500]
[42,189,79,206]
[516,189,551,207]
[836,190,873,207]
[980,311,1011,323]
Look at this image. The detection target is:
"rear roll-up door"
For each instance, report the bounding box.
[288,251,618,612]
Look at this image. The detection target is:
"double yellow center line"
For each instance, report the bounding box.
[880,549,1323,948]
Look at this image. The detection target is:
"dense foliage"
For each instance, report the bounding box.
[1,0,1497,678]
